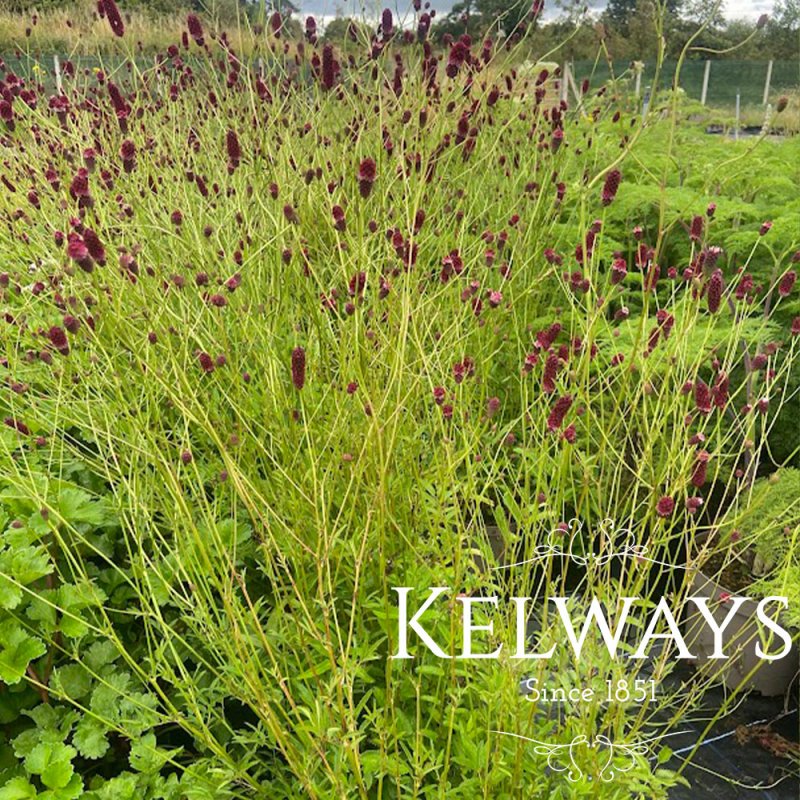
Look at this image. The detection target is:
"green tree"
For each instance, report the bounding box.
[604,0,683,35]
[322,16,370,42]
[767,0,800,58]
[435,0,540,40]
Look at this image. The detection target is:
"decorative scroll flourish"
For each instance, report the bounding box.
[495,517,686,571]
[491,730,680,782]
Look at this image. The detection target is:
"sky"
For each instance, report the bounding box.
[294,0,775,25]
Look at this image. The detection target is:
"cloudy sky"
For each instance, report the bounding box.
[295,0,775,25]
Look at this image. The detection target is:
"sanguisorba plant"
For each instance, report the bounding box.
[1,2,799,798]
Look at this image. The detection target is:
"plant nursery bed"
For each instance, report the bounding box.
[665,684,798,799]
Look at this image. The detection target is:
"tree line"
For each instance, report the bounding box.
[0,0,797,61]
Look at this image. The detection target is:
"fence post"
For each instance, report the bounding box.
[762,103,773,135]
[734,90,740,141]
[762,59,773,105]
[567,61,584,112]
[632,60,643,99]
[700,60,710,106]
[560,63,568,104]
[53,55,62,94]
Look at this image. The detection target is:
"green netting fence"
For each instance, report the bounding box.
[2,53,799,108]
[571,59,800,106]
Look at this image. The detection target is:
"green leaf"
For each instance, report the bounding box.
[24,742,76,790]
[91,774,138,800]
[0,526,53,610]
[0,572,22,610]
[128,732,182,774]
[38,772,83,799]
[83,641,118,672]
[51,665,92,700]
[90,672,131,721]
[0,777,37,800]
[11,546,53,585]
[56,583,106,639]
[56,489,111,528]
[0,621,47,685]
[25,590,59,633]
[72,717,109,760]
[12,729,43,760]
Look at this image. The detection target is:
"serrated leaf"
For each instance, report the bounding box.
[11,546,53,585]
[83,640,118,672]
[72,717,109,760]
[0,620,47,685]
[56,489,111,528]
[129,733,164,773]
[92,774,138,800]
[51,664,92,700]
[0,571,23,610]
[25,591,59,633]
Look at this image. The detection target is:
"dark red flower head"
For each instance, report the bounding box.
[198,352,214,373]
[187,14,204,44]
[83,229,106,265]
[547,394,572,432]
[611,257,627,285]
[656,496,675,517]
[542,353,560,394]
[48,325,69,355]
[358,158,377,198]
[778,270,796,297]
[695,379,712,414]
[4,418,30,436]
[101,0,124,37]
[601,169,621,206]
[381,8,394,39]
[119,139,136,163]
[305,16,317,43]
[226,130,241,167]
[358,158,377,183]
[291,347,306,390]
[321,44,339,91]
[691,450,710,488]
[67,237,94,272]
[707,269,723,313]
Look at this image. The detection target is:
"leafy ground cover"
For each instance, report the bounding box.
[0,5,799,799]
